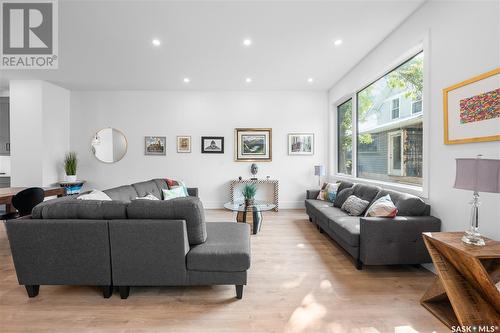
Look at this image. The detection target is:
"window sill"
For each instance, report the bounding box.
[332,174,427,199]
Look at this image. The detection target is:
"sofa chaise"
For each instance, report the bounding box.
[305,181,441,269]
[6,179,251,299]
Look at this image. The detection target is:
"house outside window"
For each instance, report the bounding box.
[346,51,423,187]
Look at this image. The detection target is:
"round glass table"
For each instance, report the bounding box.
[224,200,276,235]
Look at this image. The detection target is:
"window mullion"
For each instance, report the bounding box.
[352,93,358,179]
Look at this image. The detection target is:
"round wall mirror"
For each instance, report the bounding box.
[91,128,127,163]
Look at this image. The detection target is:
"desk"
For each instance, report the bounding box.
[0,187,66,213]
[421,232,500,329]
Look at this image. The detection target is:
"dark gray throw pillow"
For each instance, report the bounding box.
[334,187,354,208]
[341,195,370,216]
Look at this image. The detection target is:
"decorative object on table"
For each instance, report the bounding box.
[288,133,314,155]
[224,200,276,235]
[250,163,258,180]
[242,183,257,207]
[235,128,272,161]
[64,151,78,182]
[229,178,279,211]
[454,155,500,246]
[145,136,166,155]
[58,180,86,195]
[443,68,500,144]
[177,136,191,153]
[91,128,128,163]
[421,232,500,329]
[201,136,224,153]
[238,176,242,181]
[314,165,325,186]
[266,175,270,180]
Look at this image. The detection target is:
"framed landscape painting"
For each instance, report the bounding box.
[201,136,224,154]
[443,68,500,144]
[235,128,272,161]
[288,133,314,155]
[177,136,191,153]
[145,136,166,155]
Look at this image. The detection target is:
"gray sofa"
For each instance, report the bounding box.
[6,179,251,299]
[305,181,441,269]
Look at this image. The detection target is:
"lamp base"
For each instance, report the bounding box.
[461,230,486,246]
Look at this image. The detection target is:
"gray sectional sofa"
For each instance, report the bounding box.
[6,179,251,299]
[305,181,441,269]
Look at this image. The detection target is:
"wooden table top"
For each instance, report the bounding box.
[423,231,500,259]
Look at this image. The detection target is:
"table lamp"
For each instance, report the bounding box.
[454,155,500,246]
[314,165,325,187]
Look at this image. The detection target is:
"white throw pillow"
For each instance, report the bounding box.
[162,187,188,201]
[77,189,112,201]
[364,194,398,217]
[135,193,160,200]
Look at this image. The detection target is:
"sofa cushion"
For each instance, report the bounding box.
[126,196,207,245]
[373,189,429,216]
[321,206,350,221]
[32,199,128,220]
[328,216,360,247]
[341,195,370,216]
[351,184,381,204]
[187,222,251,272]
[103,185,138,202]
[334,187,354,208]
[337,181,354,193]
[152,178,169,192]
[132,180,162,199]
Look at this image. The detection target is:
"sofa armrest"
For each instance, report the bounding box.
[187,187,198,197]
[306,190,320,199]
[109,219,189,286]
[359,216,441,265]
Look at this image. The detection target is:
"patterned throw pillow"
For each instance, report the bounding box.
[364,194,398,217]
[135,193,160,200]
[165,178,189,196]
[316,182,340,202]
[341,195,370,216]
[162,187,188,201]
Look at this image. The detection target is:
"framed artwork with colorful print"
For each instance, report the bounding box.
[443,68,500,144]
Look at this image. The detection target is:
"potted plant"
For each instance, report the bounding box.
[242,183,257,207]
[64,151,78,182]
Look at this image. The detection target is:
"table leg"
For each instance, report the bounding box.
[252,211,262,234]
[6,203,16,213]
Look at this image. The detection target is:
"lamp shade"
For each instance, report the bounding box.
[454,158,500,193]
[314,165,325,177]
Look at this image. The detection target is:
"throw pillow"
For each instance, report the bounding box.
[341,195,370,216]
[316,182,340,202]
[334,187,354,208]
[77,189,112,201]
[162,187,188,201]
[165,178,189,196]
[364,194,398,217]
[135,193,160,200]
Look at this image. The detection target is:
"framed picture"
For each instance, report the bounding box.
[443,68,500,144]
[288,133,314,155]
[145,136,166,155]
[201,136,224,154]
[235,128,272,161]
[177,136,191,153]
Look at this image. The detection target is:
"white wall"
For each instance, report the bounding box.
[10,80,70,187]
[70,91,327,208]
[328,1,500,239]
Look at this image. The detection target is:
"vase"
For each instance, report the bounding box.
[65,174,77,182]
[245,198,254,207]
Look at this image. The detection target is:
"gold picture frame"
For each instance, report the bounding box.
[443,68,500,144]
[235,128,272,162]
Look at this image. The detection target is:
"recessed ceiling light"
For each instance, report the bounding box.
[243,38,252,47]
[245,77,252,83]
[152,38,161,47]
[333,39,343,46]
[183,77,190,83]
[307,78,314,83]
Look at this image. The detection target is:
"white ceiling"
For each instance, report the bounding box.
[0,0,425,91]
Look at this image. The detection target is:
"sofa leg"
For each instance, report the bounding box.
[25,285,40,298]
[308,217,312,222]
[102,285,113,298]
[119,286,130,299]
[318,226,324,233]
[235,285,243,299]
[355,259,363,270]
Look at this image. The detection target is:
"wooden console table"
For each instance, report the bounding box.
[229,179,279,211]
[421,232,500,329]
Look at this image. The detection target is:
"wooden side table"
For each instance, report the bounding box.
[421,232,500,329]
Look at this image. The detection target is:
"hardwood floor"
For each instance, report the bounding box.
[0,210,447,333]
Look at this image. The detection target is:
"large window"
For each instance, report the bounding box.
[336,51,424,187]
[337,99,352,175]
